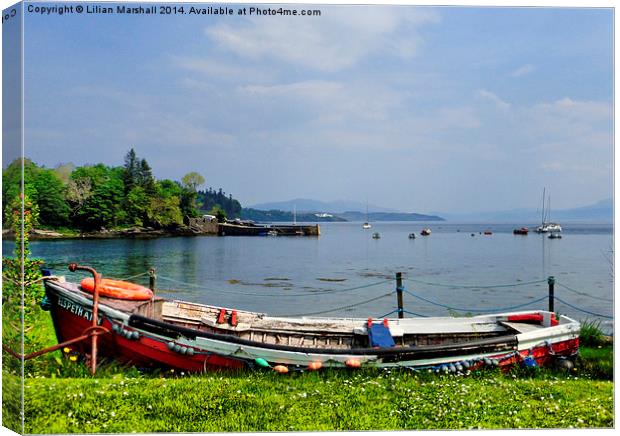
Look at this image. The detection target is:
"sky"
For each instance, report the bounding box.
[3,1,614,213]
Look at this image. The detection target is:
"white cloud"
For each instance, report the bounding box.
[510,64,536,77]
[204,7,440,72]
[239,80,343,100]
[476,89,511,110]
[173,56,274,83]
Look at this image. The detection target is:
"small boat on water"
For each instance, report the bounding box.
[483,230,493,235]
[535,189,562,234]
[421,229,431,236]
[513,227,529,235]
[362,201,372,229]
[372,232,381,239]
[537,223,563,233]
[408,233,416,239]
[41,264,580,373]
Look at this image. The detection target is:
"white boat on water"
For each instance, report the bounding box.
[535,189,562,233]
[537,223,563,233]
[362,201,372,229]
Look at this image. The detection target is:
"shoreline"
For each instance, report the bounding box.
[2,226,216,240]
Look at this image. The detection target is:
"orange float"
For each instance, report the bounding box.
[273,365,289,374]
[308,361,323,371]
[345,359,361,368]
[80,278,153,301]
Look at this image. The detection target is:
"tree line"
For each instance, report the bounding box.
[2,149,243,231]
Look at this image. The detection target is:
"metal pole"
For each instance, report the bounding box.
[149,267,157,293]
[396,272,404,319]
[548,276,555,313]
[68,263,101,375]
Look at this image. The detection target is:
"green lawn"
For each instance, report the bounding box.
[17,360,613,433]
[3,308,614,433]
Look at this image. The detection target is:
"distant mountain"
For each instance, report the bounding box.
[433,198,613,223]
[240,208,346,223]
[336,211,444,222]
[249,198,399,213]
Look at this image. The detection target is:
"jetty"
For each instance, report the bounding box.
[218,221,320,236]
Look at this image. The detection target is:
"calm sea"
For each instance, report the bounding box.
[8,222,614,332]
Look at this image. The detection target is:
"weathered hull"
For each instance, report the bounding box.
[44,279,579,373]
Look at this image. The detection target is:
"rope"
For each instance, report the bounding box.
[378,309,398,318]
[108,271,150,282]
[281,292,396,317]
[402,288,549,313]
[157,274,393,298]
[2,325,110,360]
[378,308,428,318]
[403,277,547,289]
[554,297,614,319]
[555,281,613,302]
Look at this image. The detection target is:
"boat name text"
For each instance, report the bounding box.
[58,297,103,324]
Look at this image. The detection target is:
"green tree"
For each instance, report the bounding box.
[2,159,38,224]
[138,158,156,195]
[30,168,70,227]
[122,148,139,194]
[181,172,205,192]
[53,162,75,184]
[145,179,184,228]
[70,165,126,230]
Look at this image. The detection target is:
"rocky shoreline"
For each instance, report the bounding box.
[2,225,216,240]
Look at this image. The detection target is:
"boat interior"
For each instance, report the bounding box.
[47,278,554,351]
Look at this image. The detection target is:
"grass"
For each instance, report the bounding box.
[3,308,615,433]
[20,364,613,433]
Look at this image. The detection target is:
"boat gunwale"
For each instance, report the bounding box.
[45,279,579,359]
[128,312,520,357]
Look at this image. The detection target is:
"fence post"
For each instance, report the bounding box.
[149,267,157,293]
[548,276,555,313]
[396,272,404,319]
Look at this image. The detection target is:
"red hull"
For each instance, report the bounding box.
[51,303,245,372]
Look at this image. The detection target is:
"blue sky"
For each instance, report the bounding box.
[8,2,615,213]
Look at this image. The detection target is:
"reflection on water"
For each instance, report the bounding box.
[6,222,613,331]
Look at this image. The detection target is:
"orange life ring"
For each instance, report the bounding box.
[80,278,153,301]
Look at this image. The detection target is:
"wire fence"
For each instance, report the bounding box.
[70,268,613,321]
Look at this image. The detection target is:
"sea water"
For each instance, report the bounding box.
[8,222,613,331]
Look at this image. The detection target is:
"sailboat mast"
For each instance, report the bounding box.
[541,187,546,225]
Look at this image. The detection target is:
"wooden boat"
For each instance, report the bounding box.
[42,266,579,373]
[513,227,529,235]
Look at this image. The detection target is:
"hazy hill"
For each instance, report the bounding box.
[337,211,444,222]
[433,198,612,223]
[249,198,398,213]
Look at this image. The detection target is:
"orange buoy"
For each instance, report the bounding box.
[308,361,323,371]
[273,365,289,374]
[345,359,362,368]
[80,278,153,301]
